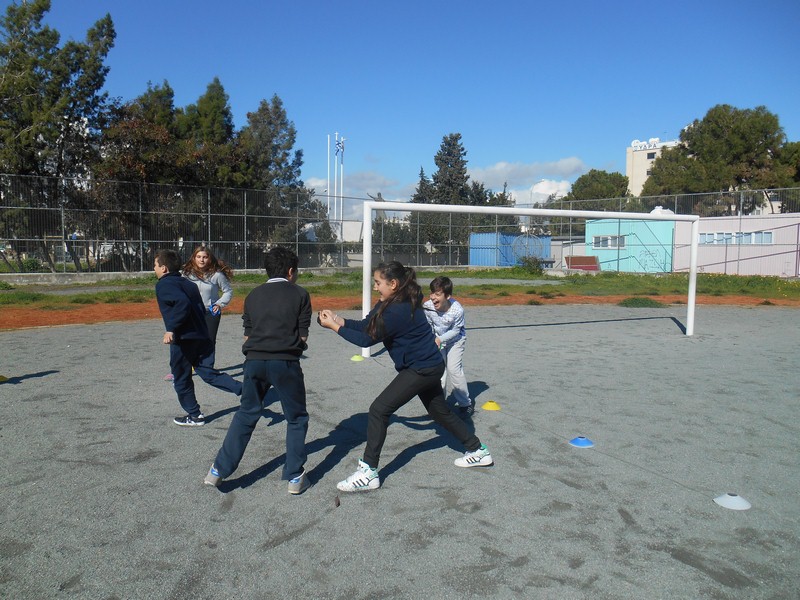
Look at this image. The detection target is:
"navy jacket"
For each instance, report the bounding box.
[338,298,443,372]
[155,272,210,341]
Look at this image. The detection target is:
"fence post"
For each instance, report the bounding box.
[415,214,420,266]
[60,183,66,273]
[207,188,212,245]
[138,182,143,272]
[295,192,300,257]
[243,190,247,269]
[495,215,499,266]
[448,213,452,265]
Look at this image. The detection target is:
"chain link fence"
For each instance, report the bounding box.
[1,173,799,275]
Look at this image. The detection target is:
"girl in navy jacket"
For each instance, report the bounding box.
[318,261,493,492]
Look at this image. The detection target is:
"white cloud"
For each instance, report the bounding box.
[307,156,586,221]
[467,157,587,190]
[307,171,415,220]
[507,179,573,207]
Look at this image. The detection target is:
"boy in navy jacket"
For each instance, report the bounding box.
[154,249,242,427]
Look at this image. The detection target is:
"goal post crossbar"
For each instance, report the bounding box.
[360,202,700,354]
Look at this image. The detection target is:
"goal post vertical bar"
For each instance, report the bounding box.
[361,202,374,358]
[685,217,699,336]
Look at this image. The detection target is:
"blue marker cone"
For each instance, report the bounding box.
[569,435,594,448]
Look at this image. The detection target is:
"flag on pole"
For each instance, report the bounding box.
[335,138,344,158]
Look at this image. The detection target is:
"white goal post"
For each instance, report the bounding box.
[359,202,700,353]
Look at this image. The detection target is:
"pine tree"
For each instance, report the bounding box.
[0,0,115,177]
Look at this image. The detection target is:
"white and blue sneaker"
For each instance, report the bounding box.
[336,459,380,492]
[454,444,493,468]
[204,464,222,487]
[288,470,310,495]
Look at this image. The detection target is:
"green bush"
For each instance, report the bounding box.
[617,297,667,308]
[517,256,544,276]
[21,258,43,272]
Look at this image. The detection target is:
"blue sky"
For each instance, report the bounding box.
[13,0,800,214]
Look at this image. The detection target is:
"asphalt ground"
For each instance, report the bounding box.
[1,304,798,599]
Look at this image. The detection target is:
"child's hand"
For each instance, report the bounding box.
[209,304,221,316]
[317,310,338,331]
[163,332,174,344]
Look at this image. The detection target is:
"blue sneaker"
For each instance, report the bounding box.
[204,465,222,487]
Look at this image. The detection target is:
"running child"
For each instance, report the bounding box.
[317,261,493,493]
[204,247,312,494]
[154,249,242,427]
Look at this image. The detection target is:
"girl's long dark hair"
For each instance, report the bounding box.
[367,261,423,339]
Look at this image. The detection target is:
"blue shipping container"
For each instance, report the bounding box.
[469,233,551,267]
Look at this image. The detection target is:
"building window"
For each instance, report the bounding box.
[753,231,773,244]
[593,235,625,249]
[647,152,656,160]
[699,231,773,245]
[646,169,652,176]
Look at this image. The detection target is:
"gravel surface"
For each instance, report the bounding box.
[1,304,798,599]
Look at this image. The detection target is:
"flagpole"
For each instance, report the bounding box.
[326,134,330,216]
[339,138,345,222]
[333,132,339,235]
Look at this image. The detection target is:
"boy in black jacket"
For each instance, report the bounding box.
[154,249,242,427]
[204,247,312,494]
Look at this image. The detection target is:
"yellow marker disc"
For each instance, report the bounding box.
[481,400,501,411]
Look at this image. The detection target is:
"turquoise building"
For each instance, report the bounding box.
[585,216,675,273]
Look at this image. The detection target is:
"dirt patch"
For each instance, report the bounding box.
[3,292,797,330]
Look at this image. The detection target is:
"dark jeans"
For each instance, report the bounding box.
[204,313,221,366]
[170,338,242,417]
[213,359,308,481]
[363,363,481,469]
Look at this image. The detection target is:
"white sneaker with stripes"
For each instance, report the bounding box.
[454,444,493,468]
[337,459,380,492]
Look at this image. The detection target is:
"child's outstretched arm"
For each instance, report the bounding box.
[318,309,377,348]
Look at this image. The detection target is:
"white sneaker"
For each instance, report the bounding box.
[336,459,380,492]
[454,444,493,468]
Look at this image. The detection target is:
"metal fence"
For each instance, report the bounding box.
[1,173,799,275]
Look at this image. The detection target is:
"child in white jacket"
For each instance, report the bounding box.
[423,276,474,414]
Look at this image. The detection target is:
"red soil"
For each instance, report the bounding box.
[3,292,797,330]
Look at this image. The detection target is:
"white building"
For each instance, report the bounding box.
[674,213,800,277]
[625,137,679,196]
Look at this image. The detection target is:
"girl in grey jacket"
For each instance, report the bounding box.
[182,246,234,366]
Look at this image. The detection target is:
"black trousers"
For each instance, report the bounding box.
[363,363,481,469]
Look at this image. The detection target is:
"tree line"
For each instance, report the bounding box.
[2,1,798,272]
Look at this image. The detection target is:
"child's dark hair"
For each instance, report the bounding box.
[429,276,453,296]
[367,261,422,339]
[264,246,299,279]
[155,249,182,273]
